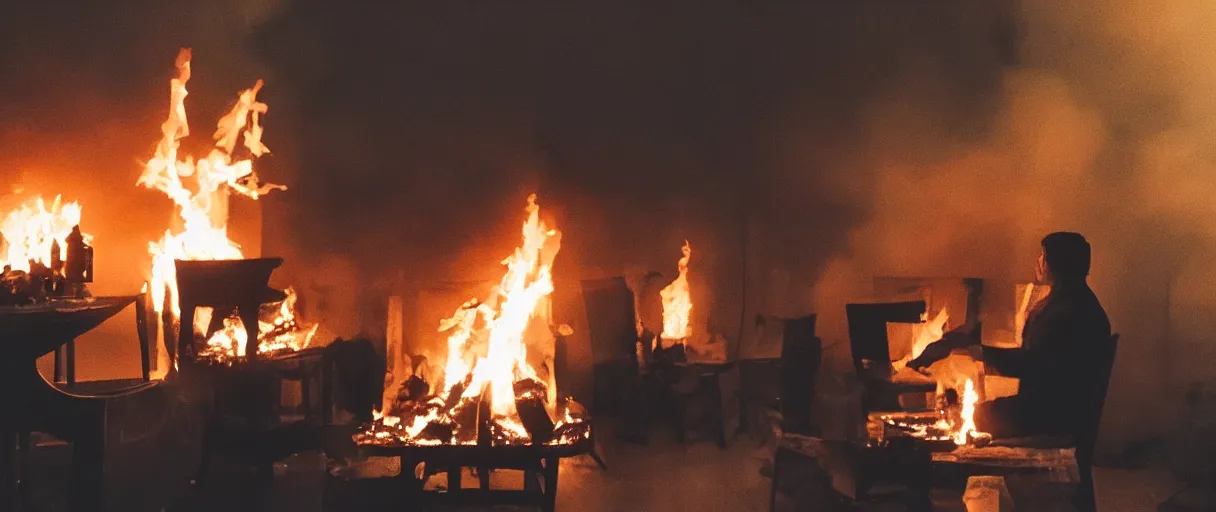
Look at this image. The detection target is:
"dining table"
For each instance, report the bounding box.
[0,296,140,510]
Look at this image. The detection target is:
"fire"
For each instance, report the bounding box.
[195,287,319,363]
[137,49,305,369]
[893,306,949,371]
[659,240,692,344]
[953,378,981,445]
[362,194,590,447]
[0,195,86,273]
[879,377,987,446]
[444,193,560,425]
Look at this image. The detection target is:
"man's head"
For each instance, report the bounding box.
[1037,232,1091,284]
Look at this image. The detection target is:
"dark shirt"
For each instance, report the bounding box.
[976,280,1112,439]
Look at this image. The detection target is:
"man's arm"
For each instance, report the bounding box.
[981,345,1030,377]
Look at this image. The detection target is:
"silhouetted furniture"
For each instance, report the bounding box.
[171,258,332,488]
[329,438,593,512]
[174,258,287,363]
[671,361,737,448]
[579,276,639,416]
[552,333,608,470]
[767,315,832,510]
[845,301,934,415]
[0,295,148,512]
[1070,332,1118,511]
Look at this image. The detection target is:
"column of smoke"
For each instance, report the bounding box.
[800,0,1216,449]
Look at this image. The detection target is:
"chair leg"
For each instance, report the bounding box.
[71,415,106,512]
[17,431,30,509]
[1073,465,1097,512]
[194,421,214,487]
[541,456,559,512]
[770,447,783,512]
[1,429,17,512]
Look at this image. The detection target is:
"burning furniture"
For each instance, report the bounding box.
[347,195,591,511]
[1,195,93,307]
[136,48,315,376]
[126,48,329,488]
[171,257,333,487]
[657,241,693,359]
[846,300,935,414]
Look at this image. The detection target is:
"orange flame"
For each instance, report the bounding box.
[137,49,303,370]
[394,194,562,440]
[659,240,692,343]
[953,378,981,445]
[0,195,86,273]
[196,287,319,362]
[893,307,950,371]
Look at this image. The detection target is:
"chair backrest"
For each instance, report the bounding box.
[779,315,821,435]
[1076,333,1119,467]
[580,276,639,366]
[845,301,926,375]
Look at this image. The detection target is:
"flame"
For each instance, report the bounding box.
[659,240,692,343]
[445,194,560,423]
[892,307,949,371]
[0,195,87,273]
[953,378,981,445]
[196,287,319,362]
[367,194,565,445]
[137,49,304,370]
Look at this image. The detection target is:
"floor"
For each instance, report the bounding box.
[23,419,1191,512]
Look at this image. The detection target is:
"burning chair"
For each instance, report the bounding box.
[170,257,334,486]
[340,195,592,511]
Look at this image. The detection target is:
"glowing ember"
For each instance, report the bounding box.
[659,240,692,346]
[137,49,307,372]
[0,195,87,273]
[360,194,590,447]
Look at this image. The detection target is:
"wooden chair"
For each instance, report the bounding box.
[768,315,838,510]
[579,276,640,417]
[845,301,933,415]
[21,284,163,511]
[1073,333,1119,512]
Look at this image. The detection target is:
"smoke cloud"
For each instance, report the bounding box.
[3,0,1214,448]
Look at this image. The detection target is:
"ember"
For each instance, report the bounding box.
[358,194,591,447]
[136,49,312,371]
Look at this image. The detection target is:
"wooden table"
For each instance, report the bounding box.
[0,296,140,511]
[931,444,1080,511]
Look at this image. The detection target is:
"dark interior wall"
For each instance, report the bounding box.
[5,0,1216,453]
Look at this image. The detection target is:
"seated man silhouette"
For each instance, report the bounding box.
[906,233,1112,437]
[975,232,1112,439]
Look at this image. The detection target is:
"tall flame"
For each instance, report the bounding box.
[137,49,296,369]
[659,240,692,342]
[434,194,561,435]
[0,195,85,273]
[953,378,981,445]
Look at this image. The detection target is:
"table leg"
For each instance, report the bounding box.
[1,428,17,512]
[542,456,559,512]
[395,456,424,512]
